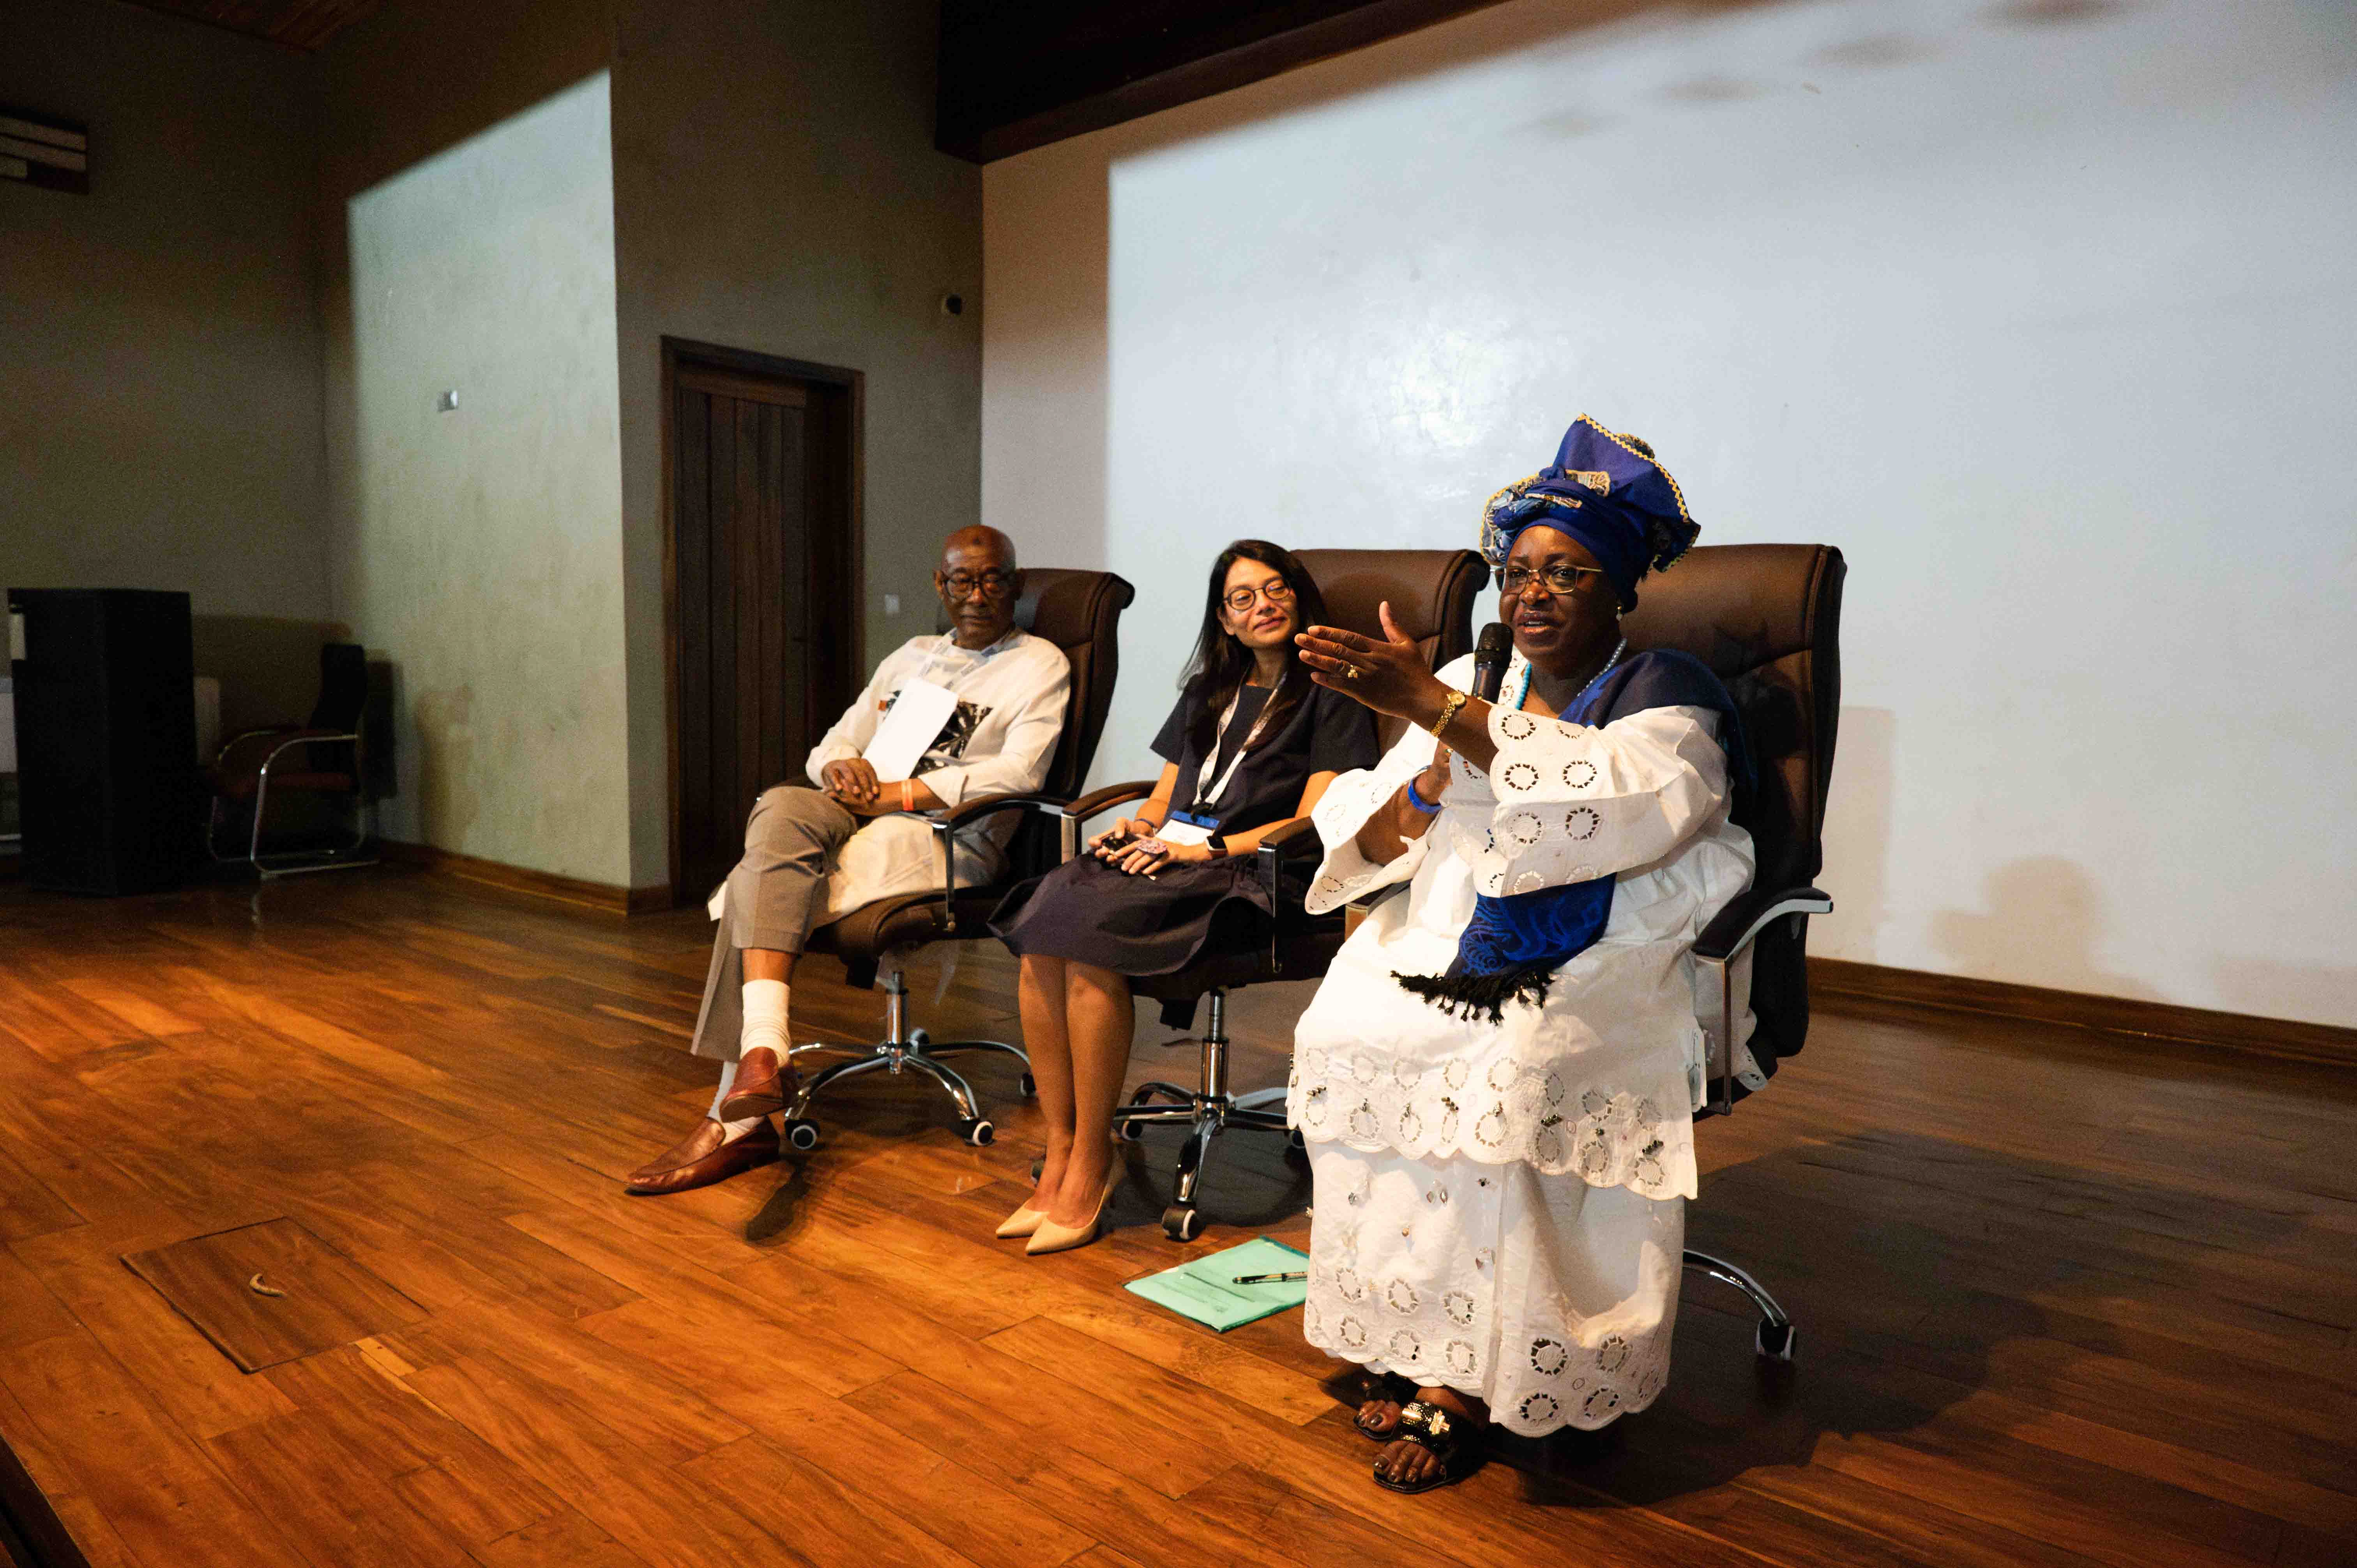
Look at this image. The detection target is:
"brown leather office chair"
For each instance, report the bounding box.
[1623,540,1846,1360]
[1062,548,1487,1239]
[780,567,1134,1150]
[206,641,378,878]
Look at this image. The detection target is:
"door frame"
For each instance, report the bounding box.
[659,336,865,907]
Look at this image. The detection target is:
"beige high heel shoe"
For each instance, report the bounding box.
[995,1201,1050,1240]
[1025,1168,1121,1256]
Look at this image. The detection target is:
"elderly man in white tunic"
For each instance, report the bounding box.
[1288,418,1759,1492]
[625,525,1072,1197]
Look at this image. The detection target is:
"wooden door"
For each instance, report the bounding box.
[668,353,857,902]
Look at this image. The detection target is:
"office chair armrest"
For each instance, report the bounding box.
[1695,885,1833,962]
[931,790,1072,832]
[1063,779,1158,822]
[1251,817,1323,861]
[1058,779,1159,863]
[243,730,362,780]
[914,791,1072,934]
[213,726,350,773]
[1252,816,1326,906]
[1693,885,1833,1118]
[1252,816,1329,972]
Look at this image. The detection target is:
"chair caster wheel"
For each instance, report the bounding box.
[1019,1072,1037,1096]
[909,1028,931,1047]
[960,1118,995,1148]
[1286,1129,1306,1151]
[1161,1205,1203,1242]
[1117,1121,1145,1143]
[783,1119,821,1152]
[1755,1321,1795,1361]
[1030,1155,1043,1181]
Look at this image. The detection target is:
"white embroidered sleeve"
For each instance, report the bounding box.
[1479,703,1728,896]
[1302,720,1438,915]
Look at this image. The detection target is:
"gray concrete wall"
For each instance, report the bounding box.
[8,0,981,893]
[315,2,628,884]
[610,0,983,890]
[0,0,327,621]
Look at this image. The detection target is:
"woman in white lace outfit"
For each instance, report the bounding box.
[1288,417,1759,1492]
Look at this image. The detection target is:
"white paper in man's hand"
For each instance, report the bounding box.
[861,678,960,782]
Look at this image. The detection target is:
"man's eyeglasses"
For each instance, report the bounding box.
[1497,563,1607,597]
[942,569,1016,599]
[1223,579,1297,614]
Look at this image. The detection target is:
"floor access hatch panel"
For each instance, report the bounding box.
[123,1217,427,1373]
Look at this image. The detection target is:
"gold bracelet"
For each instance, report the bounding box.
[1433,689,1469,742]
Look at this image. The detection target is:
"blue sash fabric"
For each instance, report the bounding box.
[1451,650,1751,980]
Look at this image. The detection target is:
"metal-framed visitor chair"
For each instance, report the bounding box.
[1624,540,1846,1361]
[780,568,1134,1150]
[1062,547,1488,1240]
[205,641,378,878]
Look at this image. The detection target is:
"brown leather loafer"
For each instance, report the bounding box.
[716,1046,796,1121]
[625,1118,780,1196]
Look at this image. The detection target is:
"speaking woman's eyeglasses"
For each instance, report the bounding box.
[1223,579,1297,613]
[1497,563,1607,597]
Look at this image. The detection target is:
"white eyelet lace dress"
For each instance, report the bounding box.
[1288,651,1758,1436]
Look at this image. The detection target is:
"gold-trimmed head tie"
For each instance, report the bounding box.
[1475,415,1700,611]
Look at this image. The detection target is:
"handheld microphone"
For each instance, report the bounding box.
[1470,621,1512,703]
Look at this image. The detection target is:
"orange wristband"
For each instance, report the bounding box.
[900,779,914,812]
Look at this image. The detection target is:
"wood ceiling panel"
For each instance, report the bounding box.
[117,0,381,51]
[936,0,1513,162]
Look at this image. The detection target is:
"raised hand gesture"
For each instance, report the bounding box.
[1295,601,1445,726]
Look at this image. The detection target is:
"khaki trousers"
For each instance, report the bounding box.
[688,786,858,1062]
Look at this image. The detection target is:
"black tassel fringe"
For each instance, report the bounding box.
[1392,963,1557,1024]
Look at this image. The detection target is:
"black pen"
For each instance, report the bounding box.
[1232,1270,1307,1284]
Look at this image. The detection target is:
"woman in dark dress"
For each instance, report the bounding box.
[988,541,1380,1254]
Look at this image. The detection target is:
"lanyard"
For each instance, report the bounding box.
[1192,683,1278,813]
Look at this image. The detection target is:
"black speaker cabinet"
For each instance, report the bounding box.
[6,588,198,895]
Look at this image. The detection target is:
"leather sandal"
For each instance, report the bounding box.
[1355,1374,1414,1441]
[1372,1400,1484,1494]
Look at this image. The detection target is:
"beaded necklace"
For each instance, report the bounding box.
[1507,635,1627,717]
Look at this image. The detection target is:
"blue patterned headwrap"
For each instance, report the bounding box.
[1478,416,1700,610]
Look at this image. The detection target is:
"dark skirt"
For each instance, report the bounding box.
[988,853,1286,975]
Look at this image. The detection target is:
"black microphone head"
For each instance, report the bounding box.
[1471,621,1512,699]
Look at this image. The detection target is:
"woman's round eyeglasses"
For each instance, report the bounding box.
[1497,563,1607,597]
[1223,579,1297,613]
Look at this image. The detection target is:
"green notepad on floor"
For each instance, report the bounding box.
[1126,1236,1309,1331]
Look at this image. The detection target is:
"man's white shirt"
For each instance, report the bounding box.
[783,628,1070,921]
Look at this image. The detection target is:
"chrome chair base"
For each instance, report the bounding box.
[248,846,380,880]
[1109,989,1297,1241]
[779,965,1031,1150]
[1682,1248,1795,1361]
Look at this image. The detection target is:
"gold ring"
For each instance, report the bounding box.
[1343,665,1362,680]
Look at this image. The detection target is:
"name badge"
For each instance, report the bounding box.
[1160,808,1216,847]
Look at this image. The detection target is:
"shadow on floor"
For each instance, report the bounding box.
[1500,1127,2309,1505]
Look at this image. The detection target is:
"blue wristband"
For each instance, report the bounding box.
[1403,777,1443,816]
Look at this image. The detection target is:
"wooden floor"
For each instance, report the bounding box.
[1,869,2353,1568]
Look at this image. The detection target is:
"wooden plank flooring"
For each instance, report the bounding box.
[0,867,2351,1568]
